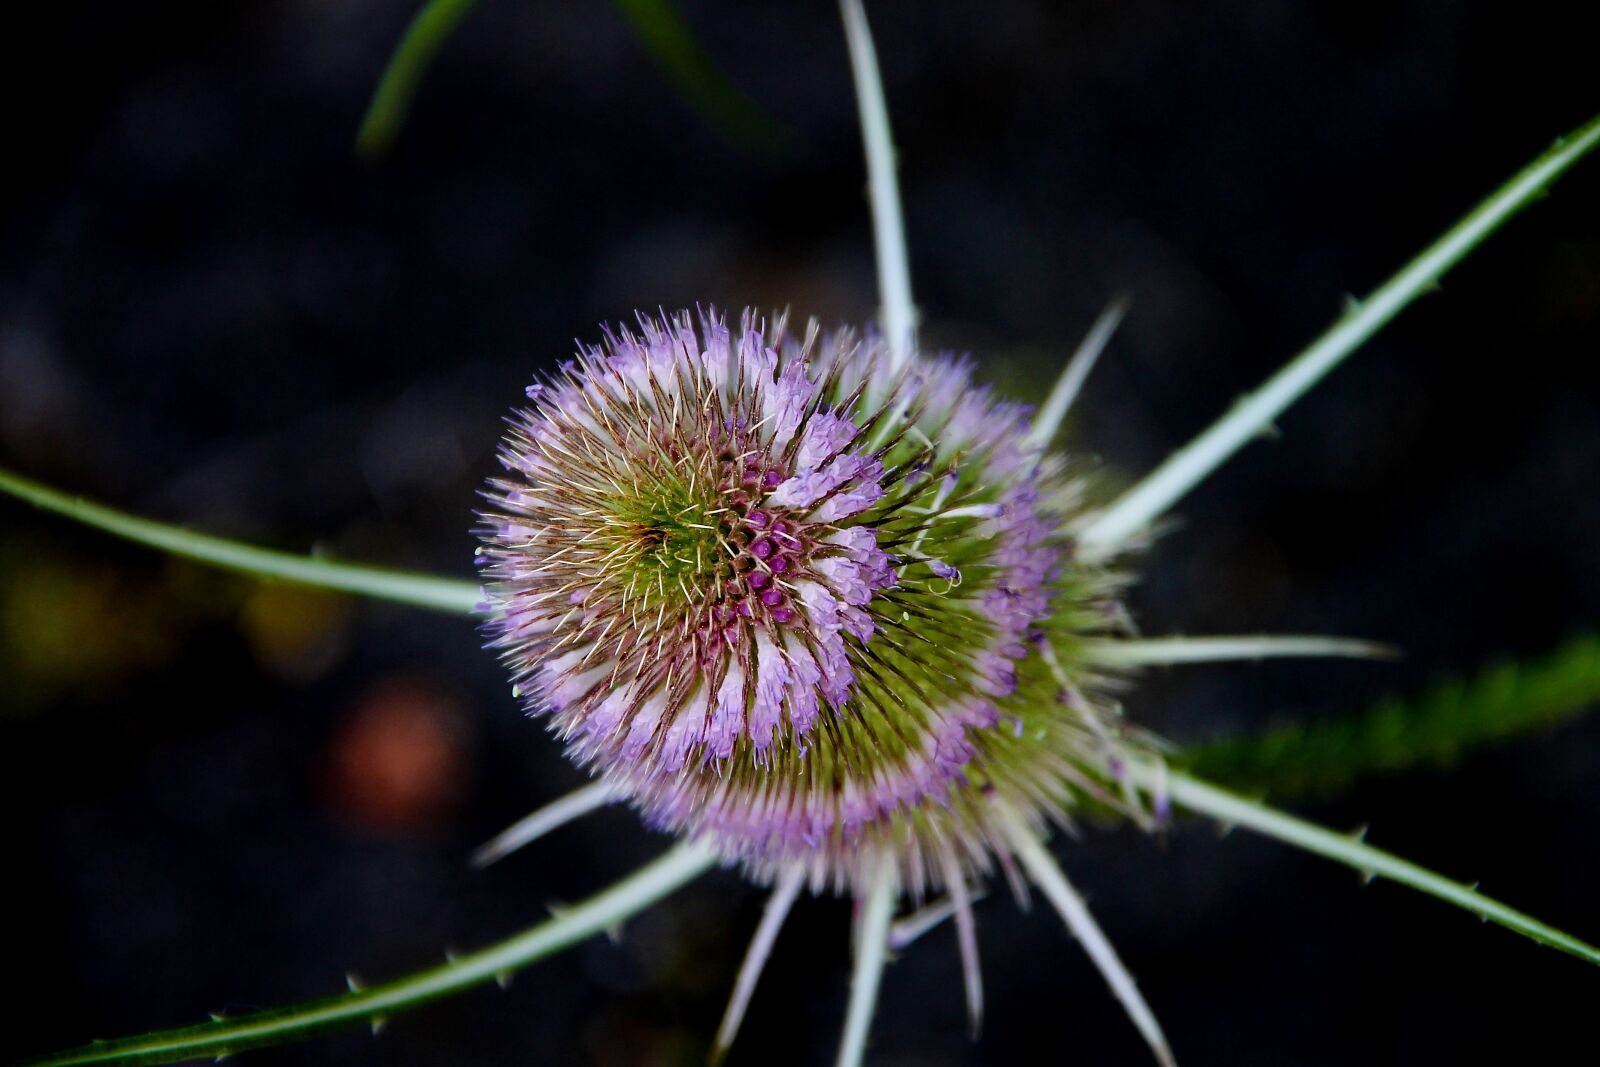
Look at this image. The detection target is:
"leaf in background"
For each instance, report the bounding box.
[612,0,797,158]
[1182,633,1600,800]
[356,0,478,158]
[356,0,796,159]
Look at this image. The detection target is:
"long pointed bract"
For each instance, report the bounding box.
[1028,298,1129,448]
[471,781,618,868]
[1143,767,1600,967]
[835,864,896,1067]
[713,865,807,1060]
[841,0,915,367]
[21,844,717,1067]
[887,887,990,949]
[1087,634,1397,668]
[1005,818,1176,1067]
[938,846,984,1037]
[1077,111,1600,551]
[0,467,481,614]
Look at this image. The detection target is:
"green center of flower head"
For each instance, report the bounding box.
[480,309,1145,893]
[608,488,728,606]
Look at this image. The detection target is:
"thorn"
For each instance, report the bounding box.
[1341,293,1362,314]
[1346,823,1369,844]
[605,920,626,945]
[345,972,363,992]
[1359,870,1376,886]
[214,1056,230,1064]
[496,971,514,990]
[209,1012,225,1023]
[1214,820,1237,839]
[444,949,460,964]
[371,1016,389,1037]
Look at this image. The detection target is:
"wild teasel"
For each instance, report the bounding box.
[472,303,1192,1057]
[5,3,1600,1066]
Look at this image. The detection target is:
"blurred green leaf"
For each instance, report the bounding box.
[356,0,795,158]
[356,0,478,158]
[1183,633,1600,799]
[613,0,797,157]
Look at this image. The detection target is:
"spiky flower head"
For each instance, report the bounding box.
[479,308,1152,894]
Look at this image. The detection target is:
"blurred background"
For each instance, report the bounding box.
[4,1,1598,1064]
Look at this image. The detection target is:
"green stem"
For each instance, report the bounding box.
[1145,768,1600,968]
[0,466,480,615]
[22,843,718,1066]
[356,0,478,158]
[1078,111,1600,550]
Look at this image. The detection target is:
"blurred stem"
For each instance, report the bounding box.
[356,0,478,158]
[0,466,480,615]
[1139,766,1600,968]
[21,843,718,1066]
[614,0,796,158]
[357,0,794,159]
[1184,633,1600,800]
[1078,110,1600,550]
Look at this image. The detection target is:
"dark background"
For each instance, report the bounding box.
[4,1,1599,1064]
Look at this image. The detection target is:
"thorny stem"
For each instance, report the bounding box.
[1078,110,1600,551]
[20,844,717,1067]
[0,466,481,615]
[1141,767,1600,968]
[841,0,916,367]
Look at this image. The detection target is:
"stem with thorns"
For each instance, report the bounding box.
[1077,111,1600,551]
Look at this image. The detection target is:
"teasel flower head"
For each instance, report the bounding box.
[478,307,1156,898]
